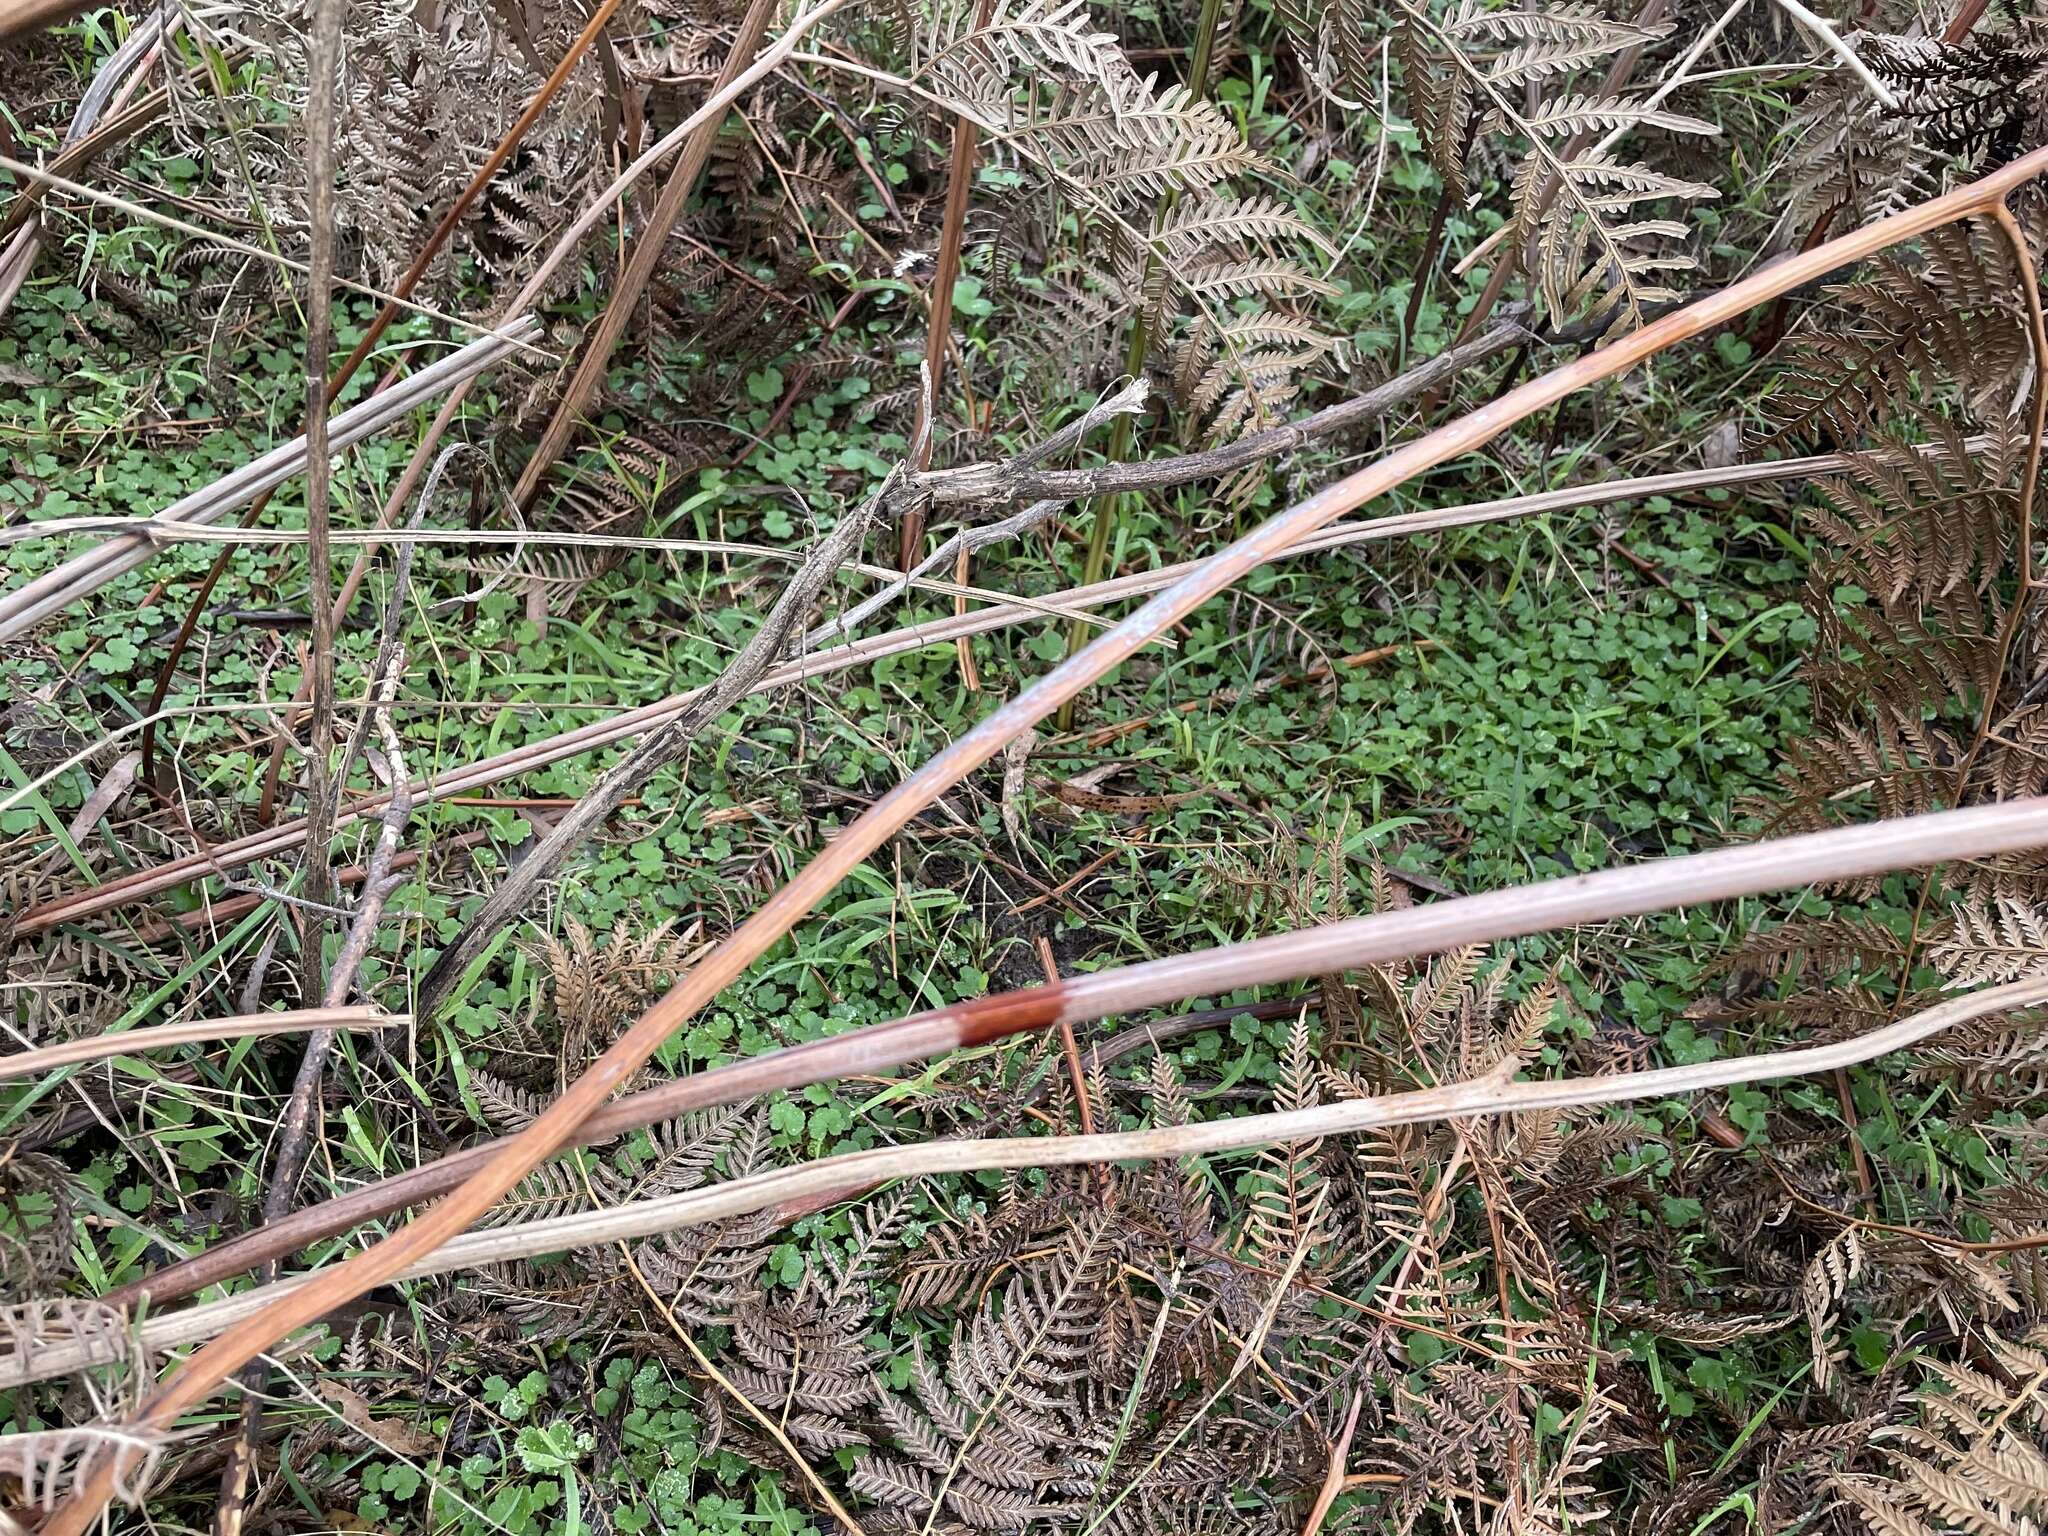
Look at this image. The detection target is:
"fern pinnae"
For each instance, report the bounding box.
[1175,255,1338,302]
[1146,193,1336,260]
[916,1211,1114,1536]
[1442,0,1667,48]
[1931,899,2048,989]
[1521,92,1715,141]
[1398,0,1716,340]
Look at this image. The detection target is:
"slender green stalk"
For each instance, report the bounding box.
[1056,0,1230,727]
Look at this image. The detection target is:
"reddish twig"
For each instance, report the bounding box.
[137,0,627,784]
[511,0,780,511]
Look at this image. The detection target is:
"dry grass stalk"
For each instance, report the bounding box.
[0,1007,401,1082]
[26,972,2045,1396]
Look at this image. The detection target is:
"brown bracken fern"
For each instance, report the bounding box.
[1392,0,1718,339]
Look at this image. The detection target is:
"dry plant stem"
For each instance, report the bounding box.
[1947,0,1992,35]
[137,0,628,779]
[220,2,347,1510]
[227,526,430,1526]
[511,0,780,511]
[898,0,996,570]
[219,661,418,1521]
[101,993,1311,1310]
[87,797,2048,1324]
[9,438,2000,939]
[0,1008,398,1082]
[295,0,345,1018]
[1037,935,1095,1138]
[37,973,2048,1400]
[910,0,999,680]
[1766,0,1899,108]
[0,322,539,642]
[413,488,892,1016]
[1301,1391,1366,1536]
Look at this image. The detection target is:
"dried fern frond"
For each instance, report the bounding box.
[1802,1229,1863,1392]
[0,1423,188,1511]
[906,0,1336,440]
[1833,1324,2048,1536]
[1766,223,2030,446]
[1394,0,1717,341]
[1932,899,2048,989]
[0,1151,78,1292]
[1868,25,2048,171]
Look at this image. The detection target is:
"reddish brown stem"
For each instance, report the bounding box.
[899,1,993,568]
[137,0,627,783]
[511,0,780,512]
[45,163,2048,1531]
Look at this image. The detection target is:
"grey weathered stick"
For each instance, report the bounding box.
[412,481,898,1016]
[916,312,1531,511]
[810,313,1529,648]
[802,377,1151,649]
[218,0,350,1511]
[0,1007,400,1082]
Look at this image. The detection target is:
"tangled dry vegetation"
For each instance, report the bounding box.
[9,0,2048,1534]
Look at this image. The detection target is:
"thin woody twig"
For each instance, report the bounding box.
[412,478,899,1017]
[809,312,1528,648]
[802,376,1151,649]
[138,0,629,782]
[512,0,780,511]
[215,0,349,1509]
[915,313,1532,511]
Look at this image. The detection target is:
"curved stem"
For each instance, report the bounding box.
[40,147,2048,1536]
[20,976,2048,1394]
